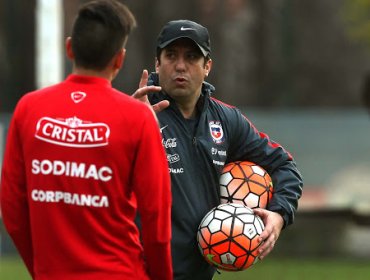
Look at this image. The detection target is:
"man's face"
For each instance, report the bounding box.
[156,38,212,102]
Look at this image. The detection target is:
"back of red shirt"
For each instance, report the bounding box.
[0,75,172,280]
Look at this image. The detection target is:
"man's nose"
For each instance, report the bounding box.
[175,57,186,71]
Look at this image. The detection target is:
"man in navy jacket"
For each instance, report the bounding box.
[133,19,303,280]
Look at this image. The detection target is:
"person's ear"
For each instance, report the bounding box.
[204,58,212,77]
[65,37,74,60]
[114,48,126,70]
[155,58,160,73]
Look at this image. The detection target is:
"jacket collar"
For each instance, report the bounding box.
[66,74,112,88]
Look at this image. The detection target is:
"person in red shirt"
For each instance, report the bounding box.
[0,1,172,279]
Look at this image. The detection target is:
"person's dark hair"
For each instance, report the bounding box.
[71,0,136,70]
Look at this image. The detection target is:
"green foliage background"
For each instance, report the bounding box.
[343,0,370,50]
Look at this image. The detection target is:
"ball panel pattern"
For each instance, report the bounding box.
[197,203,265,271]
[219,161,273,209]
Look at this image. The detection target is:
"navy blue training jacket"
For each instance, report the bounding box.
[148,73,303,280]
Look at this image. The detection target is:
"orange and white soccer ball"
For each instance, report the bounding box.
[220,161,273,209]
[197,203,264,271]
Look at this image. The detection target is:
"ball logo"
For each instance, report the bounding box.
[206,254,238,271]
[209,121,224,144]
[35,116,110,148]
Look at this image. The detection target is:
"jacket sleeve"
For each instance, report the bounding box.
[227,109,303,227]
[131,108,173,280]
[0,102,34,276]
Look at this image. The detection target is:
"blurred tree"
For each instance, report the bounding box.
[0,0,36,113]
[342,0,370,110]
[342,0,370,50]
[2,0,370,112]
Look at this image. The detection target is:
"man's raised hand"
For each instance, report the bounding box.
[132,69,169,113]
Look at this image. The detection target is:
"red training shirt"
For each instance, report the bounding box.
[0,75,172,280]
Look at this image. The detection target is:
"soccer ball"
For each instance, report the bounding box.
[220,161,273,209]
[197,203,264,271]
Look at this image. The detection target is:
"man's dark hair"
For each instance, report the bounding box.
[71,0,136,70]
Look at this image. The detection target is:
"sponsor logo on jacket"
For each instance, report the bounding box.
[71,91,87,103]
[31,189,109,208]
[32,159,113,182]
[169,167,184,174]
[209,121,224,144]
[35,116,110,148]
[167,153,180,164]
[162,138,177,148]
[211,147,227,157]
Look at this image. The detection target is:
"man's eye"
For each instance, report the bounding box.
[166,53,176,59]
[188,53,200,60]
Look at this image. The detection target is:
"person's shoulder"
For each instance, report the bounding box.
[10,83,63,120]
[208,97,250,126]
[16,83,62,107]
[110,88,153,115]
[111,88,147,106]
[210,96,237,109]
[209,96,240,116]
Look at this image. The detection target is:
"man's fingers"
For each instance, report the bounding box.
[132,85,161,99]
[258,235,276,260]
[133,70,167,112]
[253,208,266,217]
[139,69,149,88]
[152,100,170,113]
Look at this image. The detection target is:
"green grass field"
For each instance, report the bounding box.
[0,256,31,280]
[1,256,369,280]
[214,258,370,280]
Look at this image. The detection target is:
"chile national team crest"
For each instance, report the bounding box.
[209,121,224,144]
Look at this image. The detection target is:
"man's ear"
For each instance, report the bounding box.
[65,37,74,60]
[155,58,159,73]
[204,58,212,77]
[114,48,126,70]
